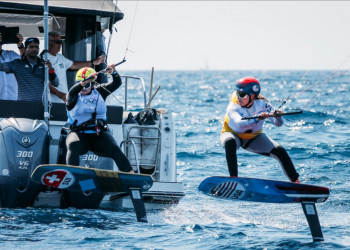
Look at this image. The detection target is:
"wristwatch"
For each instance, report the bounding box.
[18,43,24,49]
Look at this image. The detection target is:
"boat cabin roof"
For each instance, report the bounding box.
[0,0,123,21]
[0,0,123,90]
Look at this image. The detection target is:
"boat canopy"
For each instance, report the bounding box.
[0,0,124,87]
[0,0,123,22]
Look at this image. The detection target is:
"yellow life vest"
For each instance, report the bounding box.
[221,91,262,139]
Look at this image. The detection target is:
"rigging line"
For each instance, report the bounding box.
[283,116,328,133]
[255,54,350,131]
[102,0,105,10]
[280,67,349,133]
[276,51,350,112]
[292,52,350,101]
[301,68,349,111]
[124,0,139,59]
[276,92,293,109]
[95,81,123,104]
[279,70,338,110]
[243,52,350,118]
[281,70,349,133]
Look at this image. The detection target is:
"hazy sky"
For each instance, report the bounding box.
[107,1,350,71]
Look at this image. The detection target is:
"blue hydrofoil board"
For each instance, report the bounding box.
[199,176,329,203]
[31,164,153,222]
[199,176,330,241]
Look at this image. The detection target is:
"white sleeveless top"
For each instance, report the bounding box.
[68,89,107,126]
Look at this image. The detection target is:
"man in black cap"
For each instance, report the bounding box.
[0,37,59,101]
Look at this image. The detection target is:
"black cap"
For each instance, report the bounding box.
[25,37,40,48]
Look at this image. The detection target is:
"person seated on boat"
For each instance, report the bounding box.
[0,32,25,100]
[47,31,106,103]
[65,66,134,173]
[0,37,59,102]
[221,76,300,183]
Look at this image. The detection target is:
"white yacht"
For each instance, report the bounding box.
[0,0,184,210]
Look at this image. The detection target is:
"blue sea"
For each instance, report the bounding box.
[1,70,349,249]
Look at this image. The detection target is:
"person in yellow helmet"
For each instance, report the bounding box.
[221,76,300,183]
[65,65,133,173]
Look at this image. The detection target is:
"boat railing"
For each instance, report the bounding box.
[120,75,147,111]
[122,125,161,176]
[120,139,141,173]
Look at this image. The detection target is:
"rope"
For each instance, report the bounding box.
[283,116,329,133]
[242,59,350,121]
[301,68,349,110]
[95,78,123,105]
[286,51,350,110]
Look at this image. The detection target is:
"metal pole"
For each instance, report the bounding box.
[149,67,154,103]
[125,78,128,111]
[43,0,49,125]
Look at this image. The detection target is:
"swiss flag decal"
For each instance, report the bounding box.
[41,170,75,189]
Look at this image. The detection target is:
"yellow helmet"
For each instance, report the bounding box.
[75,67,96,82]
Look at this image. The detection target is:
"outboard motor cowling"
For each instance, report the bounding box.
[0,118,49,207]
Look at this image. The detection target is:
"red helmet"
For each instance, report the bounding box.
[235,77,260,96]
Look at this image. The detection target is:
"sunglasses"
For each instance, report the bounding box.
[237,92,249,99]
[50,40,63,45]
[83,82,92,89]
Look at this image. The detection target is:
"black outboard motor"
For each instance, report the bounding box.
[0,118,49,207]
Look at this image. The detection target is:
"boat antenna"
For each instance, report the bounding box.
[123,0,139,60]
[42,0,50,125]
[104,0,119,62]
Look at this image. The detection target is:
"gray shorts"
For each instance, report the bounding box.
[220,132,279,154]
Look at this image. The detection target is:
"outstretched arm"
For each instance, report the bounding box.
[96,65,122,100]
[0,61,12,73]
[68,55,105,70]
[66,83,84,111]
[227,107,260,132]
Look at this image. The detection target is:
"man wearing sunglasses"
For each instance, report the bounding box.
[47,31,105,103]
[65,66,133,173]
[221,77,300,183]
[0,37,59,101]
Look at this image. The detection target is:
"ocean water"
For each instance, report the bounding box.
[1,70,349,249]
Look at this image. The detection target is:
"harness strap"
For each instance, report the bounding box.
[70,119,108,134]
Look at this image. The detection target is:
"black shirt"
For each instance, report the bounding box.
[0,56,58,101]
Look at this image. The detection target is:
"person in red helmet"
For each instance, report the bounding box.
[221,76,300,183]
